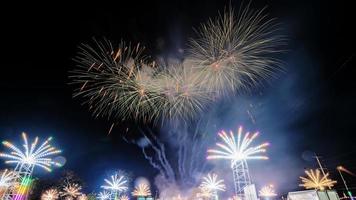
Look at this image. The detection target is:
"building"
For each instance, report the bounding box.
[287,190,340,200]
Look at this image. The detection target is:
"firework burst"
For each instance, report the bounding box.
[259,185,277,197]
[207,126,269,196]
[77,194,88,200]
[70,40,210,124]
[70,39,163,123]
[101,173,128,193]
[207,126,269,166]
[60,183,82,199]
[196,187,213,199]
[299,169,337,190]
[188,5,284,97]
[97,191,111,200]
[0,169,18,197]
[119,194,130,200]
[41,189,59,200]
[0,132,62,172]
[155,63,212,122]
[70,4,284,125]
[132,183,151,197]
[0,169,17,188]
[200,173,226,192]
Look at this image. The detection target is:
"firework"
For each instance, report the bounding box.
[188,5,284,97]
[70,4,284,124]
[196,187,213,199]
[119,194,130,200]
[299,169,337,190]
[337,166,353,199]
[337,166,356,177]
[70,39,163,122]
[132,183,151,197]
[41,189,59,200]
[101,173,128,193]
[207,126,269,165]
[200,173,226,192]
[0,132,62,172]
[0,169,17,188]
[60,183,82,199]
[78,194,88,200]
[97,191,111,200]
[259,185,277,198]
[207,126,269,196]
[71,40,211,124]
[0,169,18,198]
[155,64,212,122]
[0,133,61,200]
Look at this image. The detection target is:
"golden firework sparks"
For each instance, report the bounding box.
[299,169,337,190]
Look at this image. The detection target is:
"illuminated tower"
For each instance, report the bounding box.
[0,132,62,200]
[207,126,269,199]
[232,160,251,196]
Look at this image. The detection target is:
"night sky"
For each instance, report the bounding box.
[1,0,355,197]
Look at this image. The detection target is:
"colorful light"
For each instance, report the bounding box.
[97,191,111,200]
[259,185,277,198]
[0,169,17,189]
[207,126,269,165]
[207,126,269,196]
[0,169,18,198]
[200,173,226,192]
[101,173,128,199]
[299,169,337,190]
[132,183,151,197]
[60,183,82,199]
[188,5,284,97]
[196,187,213,199]
[78,194,88,200]
[41,188,59,200]
[337,166,354,200]
[120,194,130,200]
[0,132,62,200]
[70,4,284,124]
[0,132,62,172]
[337,166,356,177]
[13,176,33,200]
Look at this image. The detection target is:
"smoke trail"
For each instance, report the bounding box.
[134,118,215,193]
[137,128,175,182]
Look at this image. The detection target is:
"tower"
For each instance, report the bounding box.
[7,162,35,200]
[232,160,251,198]
[207,126,269,200]
[0,133,62,200]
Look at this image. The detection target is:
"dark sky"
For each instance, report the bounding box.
[1,0,355,197]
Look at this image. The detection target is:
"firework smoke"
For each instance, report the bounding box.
[70,3,286,199]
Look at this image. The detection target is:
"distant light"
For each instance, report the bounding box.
[200,173,226,192]
[53,156,67,167]
[132,183,151,197]
[259,185,277,197]
[101,173,128,192]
